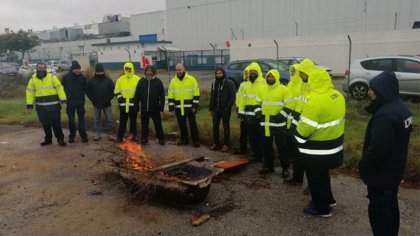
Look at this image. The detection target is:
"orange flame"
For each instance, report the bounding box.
[118,141,156,172]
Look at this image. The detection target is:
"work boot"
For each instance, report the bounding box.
[68,137,75,143]
[283,177,303,186]
[57,139,67,147]
[40,140,52,146]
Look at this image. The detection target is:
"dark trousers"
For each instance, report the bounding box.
[247,123,262,158]
[37,109,64,142]
[212,107,231,146]
[262,132,289,170]
[118,107,137,139]
[141,110,165,141]
[286,134,304,181]
[305,165,335,213]
[66,104,87,139]
[238,119,248,152]
[175,109,199,143]
[367,185,400,236]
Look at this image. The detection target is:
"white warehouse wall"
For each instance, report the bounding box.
[130,11,166,40]
[230,30,420,75]
[165,0,420,50]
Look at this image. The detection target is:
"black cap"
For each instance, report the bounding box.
[71,60,81,70]
[95,63,105,73]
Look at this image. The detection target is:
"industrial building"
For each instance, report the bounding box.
[25,0,419,72]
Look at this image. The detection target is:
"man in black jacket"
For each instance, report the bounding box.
[209,67,236,152]
[134,65,165,145]
[61,61,88,143]
[86,64,115,141]
[359,70,413,236]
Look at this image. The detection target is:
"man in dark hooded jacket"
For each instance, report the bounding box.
[61,60,88,143]
[359,70,413,236]
[86,63,115,141]
[134,65,165,145]
[208,67,235,152]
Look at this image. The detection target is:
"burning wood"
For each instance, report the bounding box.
[108,141,213,203]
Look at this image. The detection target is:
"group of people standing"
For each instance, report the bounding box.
[25,58,412,235]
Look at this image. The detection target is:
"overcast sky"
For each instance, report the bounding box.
[0,0,165,32]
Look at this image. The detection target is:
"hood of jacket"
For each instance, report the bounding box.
[369,70,400,103]
[265,69,280,88]
[288,64,302,87]
[247,62,264,83]
[123,62,135,78]
[307,68,334,94]
[295,58,316,77]
[243,64,251,81]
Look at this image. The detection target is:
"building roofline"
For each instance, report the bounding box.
[92,40,172,46]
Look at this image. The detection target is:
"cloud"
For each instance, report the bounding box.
[0,0,165,31]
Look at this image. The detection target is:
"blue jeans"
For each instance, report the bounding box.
[94,106,113,136]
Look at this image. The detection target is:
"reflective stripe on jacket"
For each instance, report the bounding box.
[114,62,140,113]
[167,72,200,116]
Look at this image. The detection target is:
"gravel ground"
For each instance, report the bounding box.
[0,125,419,236]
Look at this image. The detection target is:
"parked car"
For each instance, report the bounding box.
[223,59,290,88]
[46,60,59,71]
[0,62,18,76]
[277,57,333,78]
[343,56,420,100]
[57,60,71,72]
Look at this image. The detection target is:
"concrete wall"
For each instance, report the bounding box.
[230,29,420,76]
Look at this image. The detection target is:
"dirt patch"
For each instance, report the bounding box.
[0,125,419,235]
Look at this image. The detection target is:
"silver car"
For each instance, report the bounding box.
[343,56,420,100]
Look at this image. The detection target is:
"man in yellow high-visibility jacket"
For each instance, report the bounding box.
[295,68,345,218]
[238,62,264,161]
[168,63,200,147]
[114,62,140,142]
[256,69,292,176]
[284,59,315,186]
[26,63,67,146]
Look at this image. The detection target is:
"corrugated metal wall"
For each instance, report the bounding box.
[165,0,420,50]
[130,11,166,40]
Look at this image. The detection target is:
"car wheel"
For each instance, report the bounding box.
[350,83,368,100]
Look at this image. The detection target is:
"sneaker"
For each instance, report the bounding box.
[93,135,101,141]
[259,168,275,175]
[307,200,337,208]
[57,140,67,147]
[221,145,229,152]
[303,206,332,218]
[68,137,75,143]
[158,140,165,145]
[40,140,52,146]
[82,137,88,143]
[283,177,303,186]
[209,144,218,150]
[281,170,290,179]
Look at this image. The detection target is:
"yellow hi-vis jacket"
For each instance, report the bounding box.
[295,68,345,165]
[287,59,316,130]
[26,73,67,111]
[256,69,292,136]
[235,65,250,108]
[238,62,264,123]
[168,72,200,116]
[114,62,140,113]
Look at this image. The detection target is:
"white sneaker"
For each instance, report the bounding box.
[93,135,101,141]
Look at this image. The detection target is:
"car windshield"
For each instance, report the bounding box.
[266,61,289,71]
